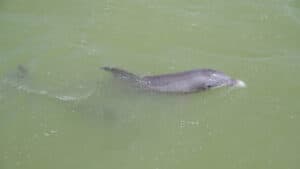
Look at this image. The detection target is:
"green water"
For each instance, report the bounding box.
[1,0,300,169]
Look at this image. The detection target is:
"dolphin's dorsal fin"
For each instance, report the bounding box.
[101,66,141,82]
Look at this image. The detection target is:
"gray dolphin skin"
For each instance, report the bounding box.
[101,67,246,93]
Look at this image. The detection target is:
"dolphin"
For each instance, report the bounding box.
[101,67,246,93]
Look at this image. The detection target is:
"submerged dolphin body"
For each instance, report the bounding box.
[101,67,246,93]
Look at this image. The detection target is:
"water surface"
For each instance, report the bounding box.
[1,0,300,169]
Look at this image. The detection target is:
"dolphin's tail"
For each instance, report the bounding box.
[101,66,141,82]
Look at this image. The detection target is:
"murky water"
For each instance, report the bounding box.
[1,0,300,169]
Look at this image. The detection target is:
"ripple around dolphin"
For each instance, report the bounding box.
[1,77,96,102]
[1,65,96,102]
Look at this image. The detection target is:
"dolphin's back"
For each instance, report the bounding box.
[143,69,218,85]
[142,69,220,92]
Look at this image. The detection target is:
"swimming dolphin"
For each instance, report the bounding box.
[101,67,246,93]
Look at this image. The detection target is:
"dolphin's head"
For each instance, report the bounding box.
[202,69,246,89]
